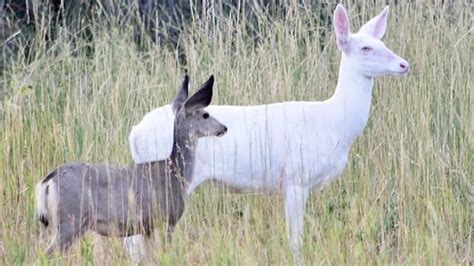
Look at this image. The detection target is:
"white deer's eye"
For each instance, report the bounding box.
[361,46,373,52]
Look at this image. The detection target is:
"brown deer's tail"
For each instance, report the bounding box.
[35,169,58,227]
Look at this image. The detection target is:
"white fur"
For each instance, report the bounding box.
[129,106,175,163]
[35,182,49,223]
[35,180,58,229]
[127,4,409,261]
[36,179,60,252]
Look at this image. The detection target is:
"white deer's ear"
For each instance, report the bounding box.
[333,4,351,52]
[359,6,389,39]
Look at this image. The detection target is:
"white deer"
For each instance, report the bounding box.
[127,4,409,261]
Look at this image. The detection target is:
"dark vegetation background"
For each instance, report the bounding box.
[1,0,459,112]
[3,0,457,72]
[0,0,460,71]
[2,1,331,67]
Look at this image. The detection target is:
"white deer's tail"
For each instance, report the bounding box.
[35,169,58,227]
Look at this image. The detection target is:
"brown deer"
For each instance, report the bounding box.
[35,75,227,257]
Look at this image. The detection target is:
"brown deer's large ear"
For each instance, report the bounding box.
[172,74,190,114]
[184,75,214,113]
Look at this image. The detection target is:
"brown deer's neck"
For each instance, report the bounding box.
[169,130,197,185]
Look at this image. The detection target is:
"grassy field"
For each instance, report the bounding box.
[1,1,472,265]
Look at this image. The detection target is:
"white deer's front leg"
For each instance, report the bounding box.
[284,183,309,263]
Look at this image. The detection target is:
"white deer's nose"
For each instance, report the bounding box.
[400,62,409,72]
[397,59,410,74]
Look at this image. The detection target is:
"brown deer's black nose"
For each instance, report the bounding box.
[217,126,227,137]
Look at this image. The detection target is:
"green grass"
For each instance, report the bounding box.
[1,1,472,265]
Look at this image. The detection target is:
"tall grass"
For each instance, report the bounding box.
[1,1,472,264]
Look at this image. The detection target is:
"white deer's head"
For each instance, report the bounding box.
[334,4,409,77]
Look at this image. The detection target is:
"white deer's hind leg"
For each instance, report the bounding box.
[124,235,149,264]
[284,184,309,264]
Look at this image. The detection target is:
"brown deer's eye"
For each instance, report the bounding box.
[203,113,209,119]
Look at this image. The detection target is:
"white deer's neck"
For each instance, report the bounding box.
[329,55,374,144]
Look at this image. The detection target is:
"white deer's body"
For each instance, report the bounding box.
[130,64,373,194]
[128,4,409,261]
